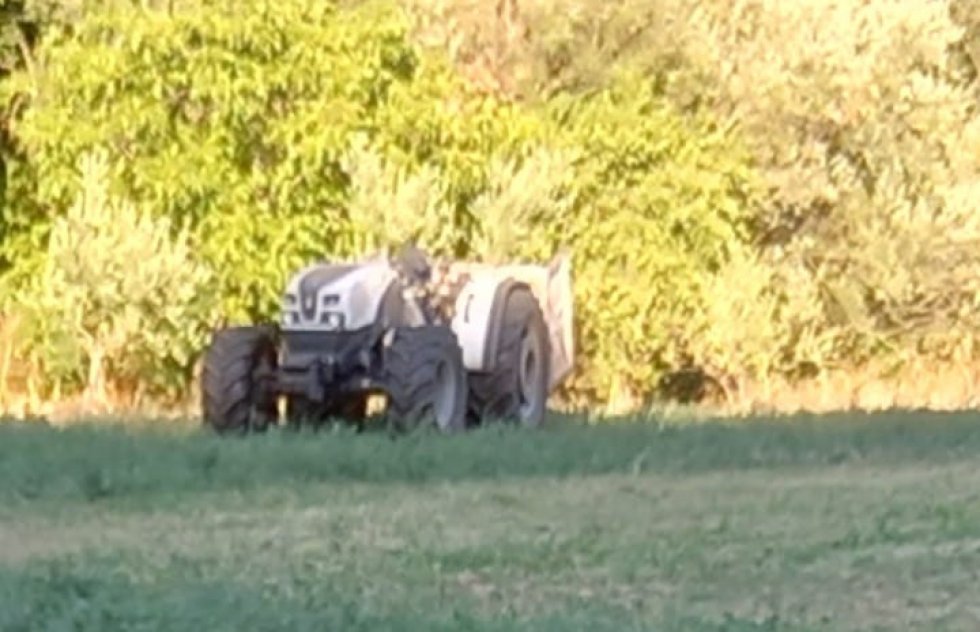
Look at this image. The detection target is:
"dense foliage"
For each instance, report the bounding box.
[12,151,215,399]
[414,0,980,404]
[1,0,979,414]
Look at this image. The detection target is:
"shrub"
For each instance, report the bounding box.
[2,0,421,323]
[536,73,760,408]
[0,0,764,411]
[413,0,980,398]
[692,0,980,366]
[339,133,457,255]
[465,145,577,264]
[953,0,980,76]
[2,0,577,316]
[367,48,552,256]
[11,150,216,401]
[403,0,706,103]
[1,0,582,402]
[354,72,760,409]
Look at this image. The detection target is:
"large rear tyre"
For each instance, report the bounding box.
[382,326,468,433]
[201,326,279,435]
[469,286,550,427]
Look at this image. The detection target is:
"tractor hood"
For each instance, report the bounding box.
[280,257,397,331]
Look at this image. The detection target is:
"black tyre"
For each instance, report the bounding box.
[382,326,468,433]
[201,325,279,434]
[469,286,550,427]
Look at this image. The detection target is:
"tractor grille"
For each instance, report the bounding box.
[282,327,375,360]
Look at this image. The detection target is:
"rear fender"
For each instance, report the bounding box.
[450,275,501,373]
[450,251,574,391]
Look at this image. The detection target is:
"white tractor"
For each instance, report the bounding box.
[199,245,574,434]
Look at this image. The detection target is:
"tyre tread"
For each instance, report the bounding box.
[201,325,277,434]
[383,326,467,432]
[468,287,550,425]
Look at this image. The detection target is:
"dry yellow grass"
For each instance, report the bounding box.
[714,360,980,417]
[3,359,978,423]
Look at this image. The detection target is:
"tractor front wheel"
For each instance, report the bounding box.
[201,325,279,435]
[382,326,468,433]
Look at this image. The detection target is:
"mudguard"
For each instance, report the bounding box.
[450,251,574,391]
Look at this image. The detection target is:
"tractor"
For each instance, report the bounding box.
[199,245,574,433]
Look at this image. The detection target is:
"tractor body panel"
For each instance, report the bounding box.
[269,248,574,404]
[276,254,398,404]
[271,326,381,404]
[446,251,575,390]
[279,254,398,332]
[450,275,500,372]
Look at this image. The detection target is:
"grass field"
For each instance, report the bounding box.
[0,412,978,631]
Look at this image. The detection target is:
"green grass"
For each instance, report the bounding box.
[1,411,979,631]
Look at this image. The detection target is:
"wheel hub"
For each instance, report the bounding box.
[517,328,542,419]
[430,359,458,430]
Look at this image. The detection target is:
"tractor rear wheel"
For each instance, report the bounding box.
[469,286,550,427]
[382,326,468,433]
[201,325,279,434]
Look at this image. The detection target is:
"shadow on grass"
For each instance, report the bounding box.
[0,409,977,505]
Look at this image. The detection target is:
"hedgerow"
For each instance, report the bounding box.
[3,0,978,415]
[409,0,980,406]
[12,150,216,400]
[0,0,757,410]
